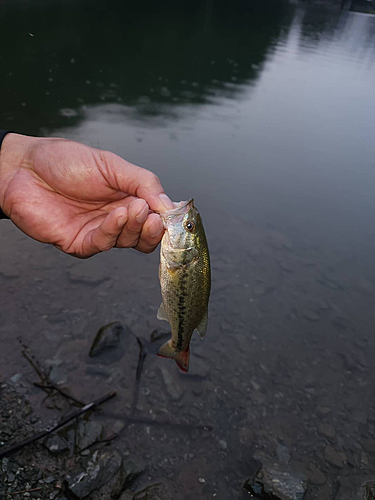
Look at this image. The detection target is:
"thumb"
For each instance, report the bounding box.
[102,151,175,212]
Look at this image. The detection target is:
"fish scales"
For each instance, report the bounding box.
[156,199,211,372]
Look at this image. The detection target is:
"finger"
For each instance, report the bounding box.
[116,198,150,248]
[102,151,175,212]
[81,207,128,256]
[132,213,165,253]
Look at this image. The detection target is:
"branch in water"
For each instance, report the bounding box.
[0,391,116,459]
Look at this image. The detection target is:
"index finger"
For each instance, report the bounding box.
[101,151,175,212]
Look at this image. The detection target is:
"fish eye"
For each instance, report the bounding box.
[185,221,195,232]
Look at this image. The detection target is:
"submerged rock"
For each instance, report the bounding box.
[89,321,131,362]
[244,457,307,500]
[111,459,144,498]
[306,463,326,485]
[276,443,290,465]
[76,420,103,451]
[323,445,346,468]
[64,450,122,499]
[363,481,375,500]
[336,476,370,500]
[119,492,134,500]
[318,423,335,439]
[150,328,170,343]
[159,367,184,401]
[44,434,69,455]
[49,365,68,385]
[133,482,173,500]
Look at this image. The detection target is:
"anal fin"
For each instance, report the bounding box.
[196,309,208,339]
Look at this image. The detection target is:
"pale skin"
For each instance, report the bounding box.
[0,133,175,258]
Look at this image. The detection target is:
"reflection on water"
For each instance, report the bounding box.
[0,0,289,132]
[2,1,375,499]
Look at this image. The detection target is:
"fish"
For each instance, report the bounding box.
[156,199,211,372]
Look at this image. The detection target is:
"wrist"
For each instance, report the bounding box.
[0,133,38,218]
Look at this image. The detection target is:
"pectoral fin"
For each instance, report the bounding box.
[157,302,168,321]
[196,309,208,339]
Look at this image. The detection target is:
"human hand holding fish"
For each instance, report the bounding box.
[0,132,174,257]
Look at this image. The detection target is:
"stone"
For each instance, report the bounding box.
[10,374,22,384]
[323,446,346,468]
[218,439,227,450]
[276,443,290,465]
[111,459,143,498]
[363,481,375,500]
[150,328,170,343]
[336,476,370,500]
[119,492,134,500]
[67,263,111,286]
[76,421,103,451]
[89,322,128,362]
[112,420,126,435]
[159,367,184,401]
[250,380,260,391]
[306,463,326,485]
[302,309,320,322]
[44,435,69,455]
[362,439,375,453]
[49,366,68,385]
[133,483,173,500]
[318,423,335,439]
[64,450,122,498]
[245,459,307,500]
[361,452,369,468]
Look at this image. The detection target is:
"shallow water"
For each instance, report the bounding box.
[1,1,375,498]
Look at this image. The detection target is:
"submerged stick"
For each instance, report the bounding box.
[0,391,116,459]
[10,487,42,495]
[20,339,86,407]
[33,382,85,407]
[135,337,146,382]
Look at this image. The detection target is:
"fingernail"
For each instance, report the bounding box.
[149,222,164,238]
[159,193,175,210]
[136,205,148,223]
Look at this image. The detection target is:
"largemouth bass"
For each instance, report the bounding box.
[156,199,211,372]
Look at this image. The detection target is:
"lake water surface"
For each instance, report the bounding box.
[1,1,375,498]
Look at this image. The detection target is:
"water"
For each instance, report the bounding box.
[1,1,375,498]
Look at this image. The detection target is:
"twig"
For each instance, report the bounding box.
[128,336,147,418]
[20,339,86,407]
[11,487,42,495]
[33,383,85,407]
[0,391,116,459]
[22,349,47,384]
[135,337,147,381]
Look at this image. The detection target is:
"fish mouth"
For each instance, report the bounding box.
[156,199,194,218]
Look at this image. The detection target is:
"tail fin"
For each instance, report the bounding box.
[157,340,190,372]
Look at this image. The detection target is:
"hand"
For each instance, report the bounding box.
[0,133,174,258]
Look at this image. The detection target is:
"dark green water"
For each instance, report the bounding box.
[1,1,375,498]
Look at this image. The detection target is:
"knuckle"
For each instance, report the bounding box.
[146,171,160,186]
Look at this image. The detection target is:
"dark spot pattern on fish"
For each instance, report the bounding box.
[176,254,189,350]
